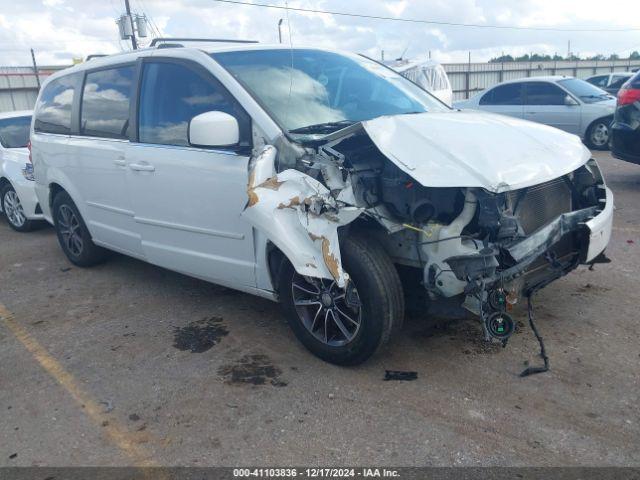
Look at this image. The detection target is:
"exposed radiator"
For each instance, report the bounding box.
[508,178,573,234]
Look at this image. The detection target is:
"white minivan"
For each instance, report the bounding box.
[32,41,614,365]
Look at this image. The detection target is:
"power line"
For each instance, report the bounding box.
[211,0,640,32]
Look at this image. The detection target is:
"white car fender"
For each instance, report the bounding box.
[242,145,362,288]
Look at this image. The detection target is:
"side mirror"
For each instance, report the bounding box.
[188,111,239,148]
[564,95,579,106]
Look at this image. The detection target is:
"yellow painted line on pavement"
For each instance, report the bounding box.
[0,302,160,470]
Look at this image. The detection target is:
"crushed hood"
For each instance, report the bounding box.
[362,111,591,193]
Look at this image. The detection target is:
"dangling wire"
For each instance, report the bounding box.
[519,293,550,377]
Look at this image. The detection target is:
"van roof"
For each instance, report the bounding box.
[43,42,337,81]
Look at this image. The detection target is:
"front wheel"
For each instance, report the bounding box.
[585,118,611,150]
[279,234,404,365]
[52,191,108,267]
[1,184,34,232]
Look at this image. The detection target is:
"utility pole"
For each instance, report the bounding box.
[124,0,138,50]
[278,19,283,44]
[30,48,40,90]
[567,40,571,59]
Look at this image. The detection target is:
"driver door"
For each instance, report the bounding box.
[523,81,581,134]
[125,58,256,288]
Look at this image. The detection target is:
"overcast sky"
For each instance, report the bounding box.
[1,0,639,66]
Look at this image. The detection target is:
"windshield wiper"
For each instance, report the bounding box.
[289,120,355,135]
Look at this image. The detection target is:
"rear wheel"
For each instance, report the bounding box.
[52,191,107,266]
[585,118,611,150]
[279,234,404,365]
[1,184,33,232]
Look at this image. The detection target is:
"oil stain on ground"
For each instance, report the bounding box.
[218,354,287,387]
[173,316,229,353]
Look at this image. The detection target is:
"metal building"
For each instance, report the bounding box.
[0,66,67,113]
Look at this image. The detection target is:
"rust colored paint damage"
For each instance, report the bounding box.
[247,176,285,208]
[321,237,341,282]
[277,196,303,210]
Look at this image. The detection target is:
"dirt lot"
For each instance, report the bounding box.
[1,151,639,467]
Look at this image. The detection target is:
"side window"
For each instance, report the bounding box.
[0,116,31,148]
[483,84,523,105]
[609,77,630,89]
[524,82,566,106]
[34,75,78,134]
[138,61,250,147]
[588,76,607,87]
[479,89,493,105]
[81,66,134,139]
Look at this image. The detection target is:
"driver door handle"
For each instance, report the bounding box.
[129,162,155,172]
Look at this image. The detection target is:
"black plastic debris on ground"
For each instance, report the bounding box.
[218,354,287,387]
[172,316,229,353]
[384,370,418,381]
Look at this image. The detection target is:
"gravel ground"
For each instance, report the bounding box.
[0,151,638,467]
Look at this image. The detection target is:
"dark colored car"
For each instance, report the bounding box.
[611,71,640,164]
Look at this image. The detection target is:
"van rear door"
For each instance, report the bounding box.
[69,64,143,257]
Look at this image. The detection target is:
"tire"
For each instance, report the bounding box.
[585,118,612,150]
[52,191,108,267]
[279,233,405,365]
[1,184,34,232]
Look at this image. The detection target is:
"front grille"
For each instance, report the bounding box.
[507,178,572,234]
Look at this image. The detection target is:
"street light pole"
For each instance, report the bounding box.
[278,19,283,44]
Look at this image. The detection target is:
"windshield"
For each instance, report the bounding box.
[213,49,448,137]
[558,78,612,103]
[0,115,31,148]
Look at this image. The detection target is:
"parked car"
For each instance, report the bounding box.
[31,43,613,365]
[0,110,43,232]
[611,71,640,165]
[454,76,616,150]
[586,72,633,95]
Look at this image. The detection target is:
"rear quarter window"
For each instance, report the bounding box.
[0,116,31,148]
[34,74,79,134]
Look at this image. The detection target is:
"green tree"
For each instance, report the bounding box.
[630,51,640,60]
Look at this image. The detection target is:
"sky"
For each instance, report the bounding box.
[0,0,639,66]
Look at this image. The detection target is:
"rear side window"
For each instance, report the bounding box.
[588,75,608,87]
[480,83,523,105]
[609,76,630,89]
[0,116,31,148]
[524,82,566,105]
[81,66,134,139]
[138,61,250,147]
[34,75,78,134]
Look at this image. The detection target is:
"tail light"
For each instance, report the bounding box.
[617,87,640,106]
[27,140,32,163]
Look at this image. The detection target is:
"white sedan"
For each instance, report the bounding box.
[0,110,43,231]
[454,76,616,150]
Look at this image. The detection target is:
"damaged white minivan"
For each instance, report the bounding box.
[32,42,614,365]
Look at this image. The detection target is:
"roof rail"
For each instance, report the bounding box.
[86,54,108,61]
[150,37,259,47]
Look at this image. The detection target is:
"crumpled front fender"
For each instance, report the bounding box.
[242,145,362,288]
